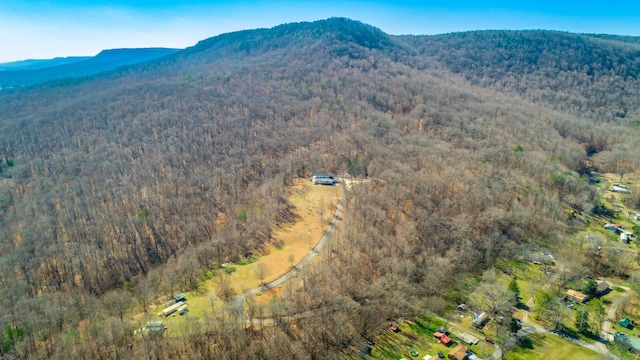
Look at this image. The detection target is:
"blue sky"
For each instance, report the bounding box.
[1,0,639,63]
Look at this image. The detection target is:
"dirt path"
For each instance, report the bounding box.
[231,178,374,315]
[234,201,344,313]
[601,287,631,342]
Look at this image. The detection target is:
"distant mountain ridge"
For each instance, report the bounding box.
[0,47,180,89]
[0,57,92,71]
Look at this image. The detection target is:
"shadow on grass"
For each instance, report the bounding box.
[374,338,400,358]
[554,324,579,339]
[517,337,534,349]
[409,320,432,336]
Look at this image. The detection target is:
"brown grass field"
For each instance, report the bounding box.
[145,179,343,330]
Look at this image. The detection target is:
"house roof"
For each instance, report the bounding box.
[597,280,609,293]
[566,289,589,302]
[620,318,631,327]
[434,332,452,344]
[448,344,468,360]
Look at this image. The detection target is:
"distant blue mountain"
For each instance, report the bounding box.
[0,48,180,89]
[0,57,92,71]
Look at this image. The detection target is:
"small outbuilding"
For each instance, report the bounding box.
[619,318,631,328]
[621,232,633,244]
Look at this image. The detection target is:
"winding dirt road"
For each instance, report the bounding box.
[234,197,344,313]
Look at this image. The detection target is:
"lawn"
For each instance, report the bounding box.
[371,316,494,360]
[505,333,600,360]
[372,319,453,360]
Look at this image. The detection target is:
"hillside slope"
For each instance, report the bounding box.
[0,18,639,359]
[405,30,640,123]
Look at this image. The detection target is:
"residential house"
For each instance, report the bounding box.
[472,312,489,328]
[596,280,610,295]
[448,344,469,360]
[434,332,452,346]
[566,289,589,303]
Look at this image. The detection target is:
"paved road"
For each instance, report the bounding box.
[234,199,344,313]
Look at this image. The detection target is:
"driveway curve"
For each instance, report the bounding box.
[234,198,344,312]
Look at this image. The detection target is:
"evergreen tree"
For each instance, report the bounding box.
[508,276,521,302]
[575,306,590,335]
[508,317,522,334]
[583,280,598,297]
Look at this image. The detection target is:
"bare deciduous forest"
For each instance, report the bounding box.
[0,18,639,359]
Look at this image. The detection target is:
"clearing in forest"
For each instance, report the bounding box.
[226,179,342,302]
[153,178,343,328]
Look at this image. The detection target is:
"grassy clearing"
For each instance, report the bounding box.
[129,179,342,334]
[505,333,600,360]
[371,316,494,360]
[372,318,451,359]
[228,181,342,305]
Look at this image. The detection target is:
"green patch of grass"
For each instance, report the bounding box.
[236,257,256,265]
[505,333,601,360]
[371,319,455,359]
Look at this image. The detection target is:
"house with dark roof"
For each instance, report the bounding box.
[596,280,610,295]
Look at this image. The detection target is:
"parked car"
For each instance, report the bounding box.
[485,337,495,344]
[635,214,640,221]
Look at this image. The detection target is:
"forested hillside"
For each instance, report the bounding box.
[0,18,639,359]
[405,30,640,123]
